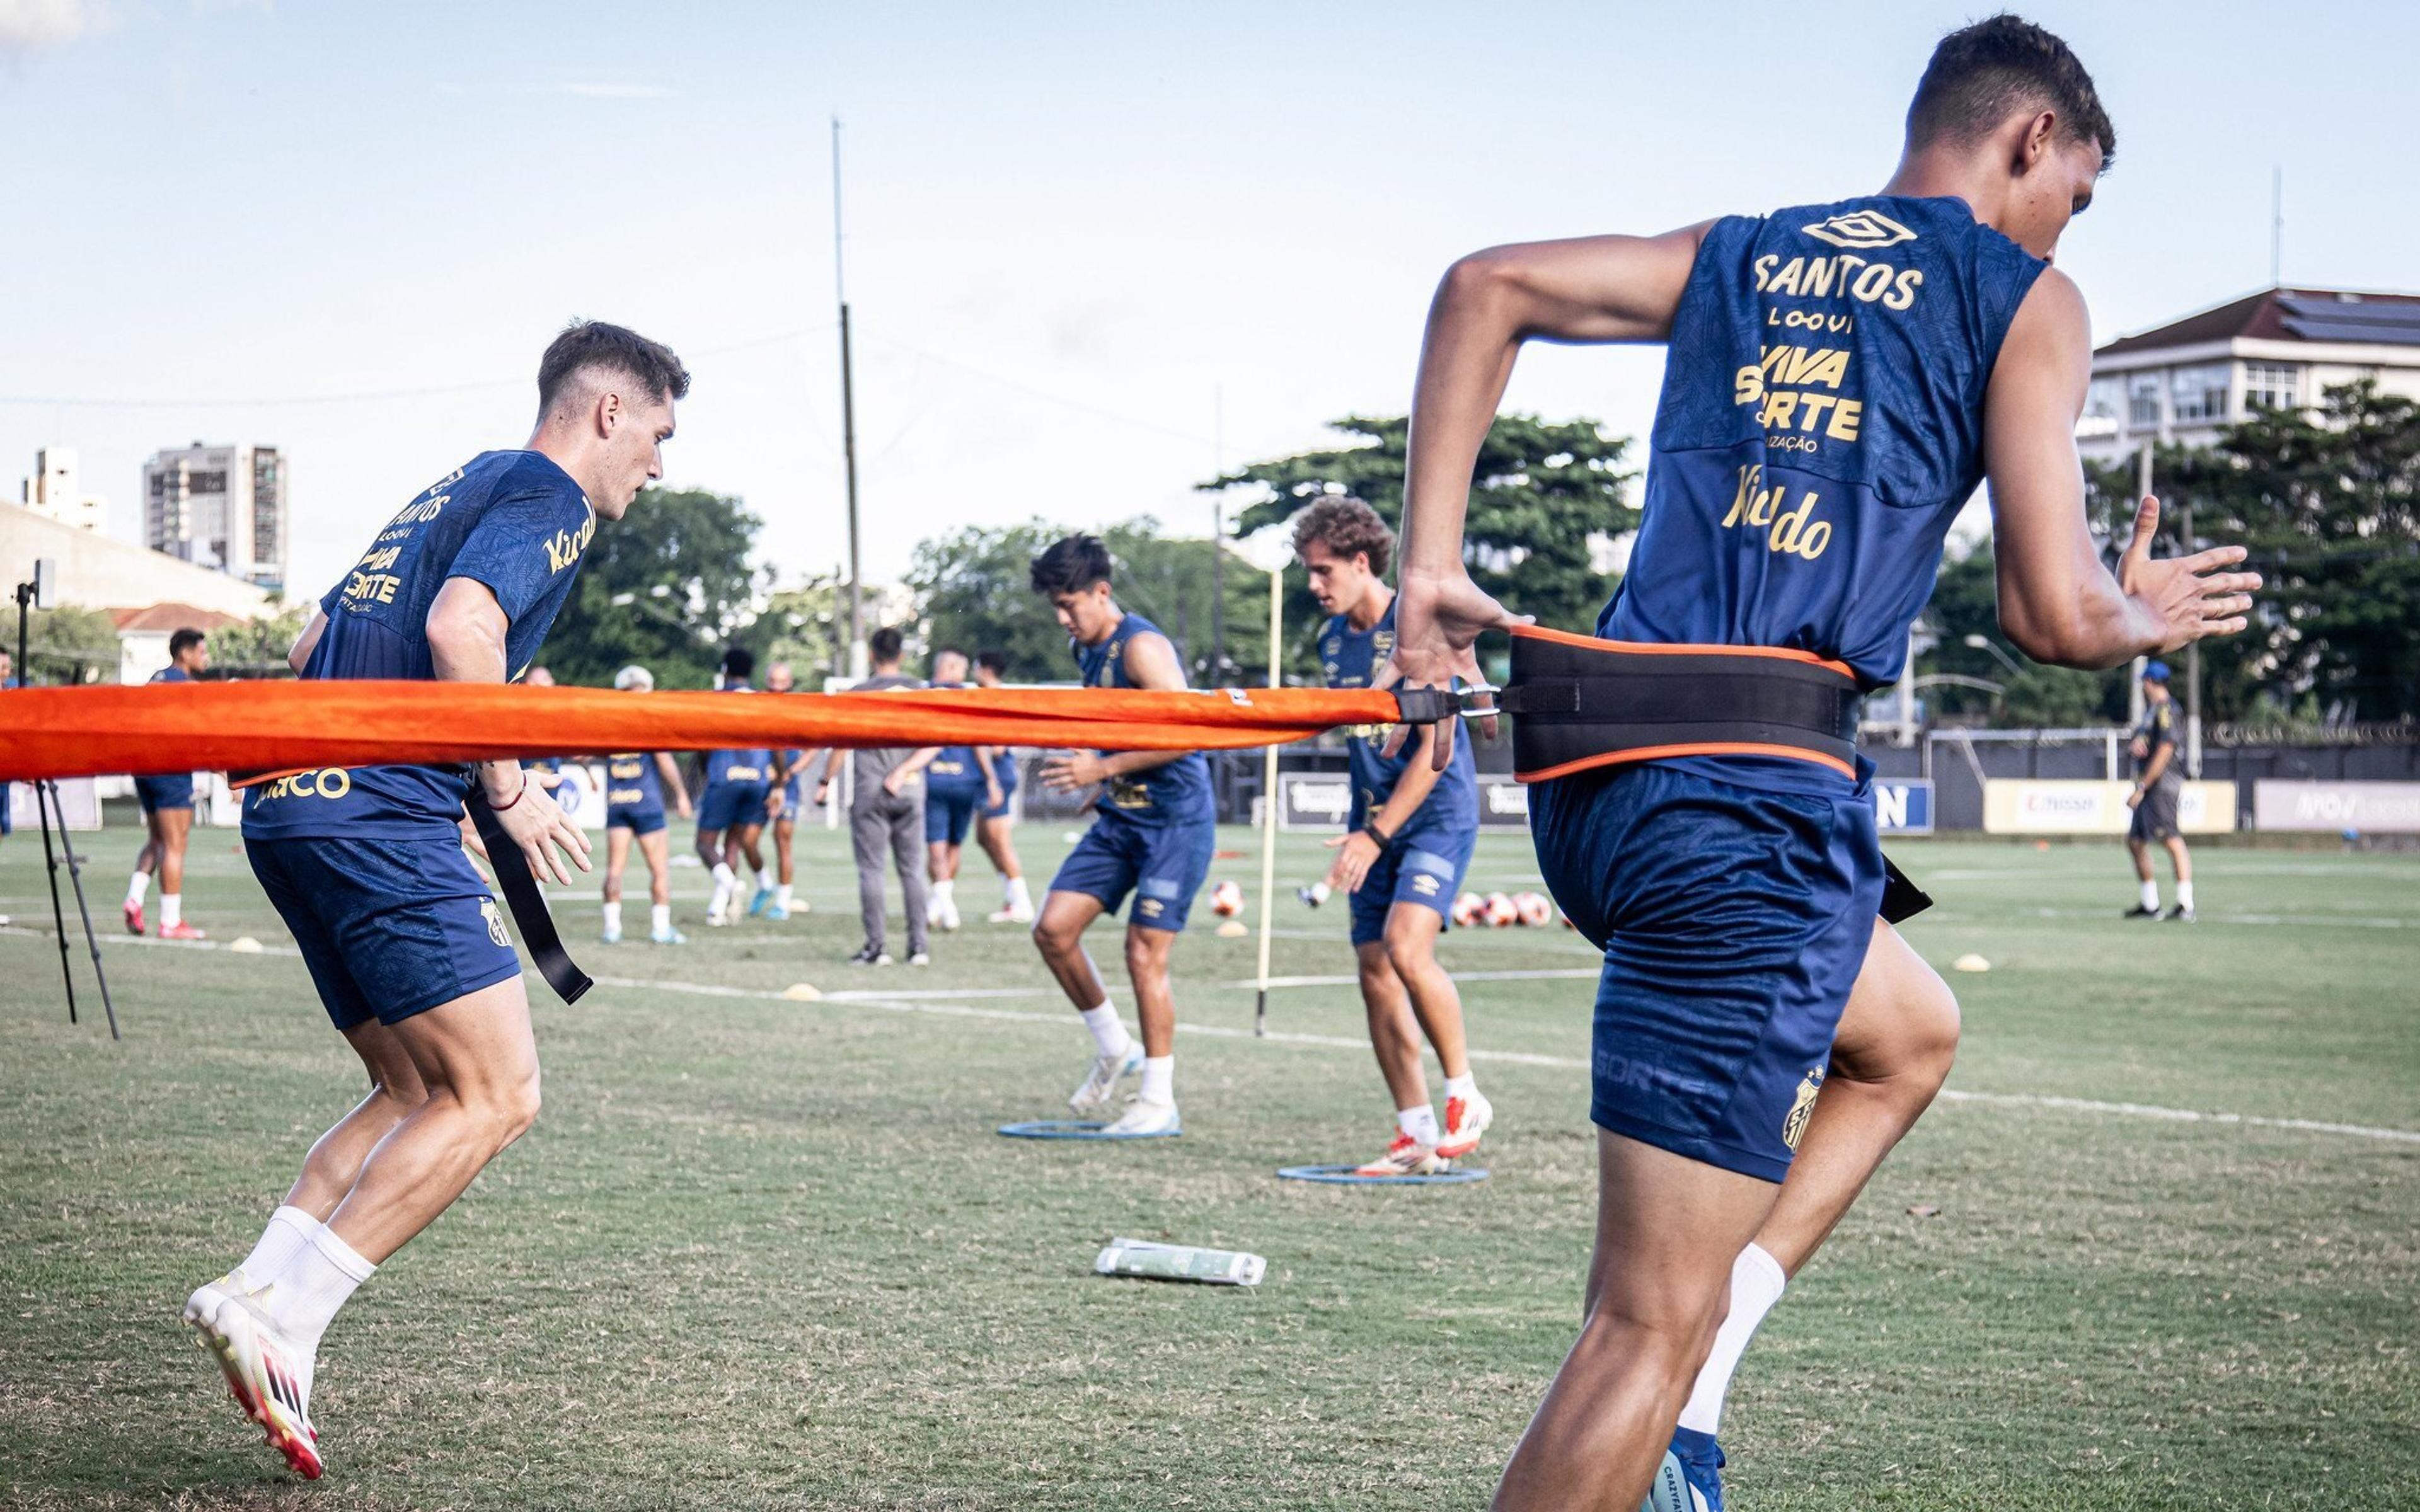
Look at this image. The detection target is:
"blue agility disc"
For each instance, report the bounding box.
[1276,1163,1488,1185]
[997,1119,1182,1141]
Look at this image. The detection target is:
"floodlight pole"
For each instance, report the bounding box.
[833,115,867,679]
[1251,557,1281,1038]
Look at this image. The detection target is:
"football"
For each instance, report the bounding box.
[1450,891,1483,927]
[1513,891,1553,927]
[1483,891,1519,928]
[1209,879,1245,917]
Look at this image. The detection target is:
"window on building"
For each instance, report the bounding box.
[2169,363,2230,424]
[2128,372,2164,427]
[2244,362,2302,411]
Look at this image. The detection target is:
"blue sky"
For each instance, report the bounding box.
[4,0,2414,604]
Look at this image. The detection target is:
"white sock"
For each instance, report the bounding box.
[1081,1002,1132,1060]
[260,1222,376,1355]
[1443,1072,1478,1103]
[2140,879,2160,911]
[126,871,151,908]
[652,903,672,936]
[1397,1102,1440,1147]
[603,900,623,934]
[933,878,955,905]
[778,883,793,909]
[712,861,736,892]
[1005,875,1032,909]
[1676,1242,1787,1435]
[1139,1055,1174,1105]
[236,1205,319,1288]
[160,893,183,929]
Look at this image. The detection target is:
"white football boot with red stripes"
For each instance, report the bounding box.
[184,1276,321,1479]
[1353,1131,1448,1177]
[1436,1089,1495,1161]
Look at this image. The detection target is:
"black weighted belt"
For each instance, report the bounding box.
[1480,628,1932,925]
[466,789,593,1004]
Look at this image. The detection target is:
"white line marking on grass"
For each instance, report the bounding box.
[1230,968,1598,990]
[1933,1089,2420,1145]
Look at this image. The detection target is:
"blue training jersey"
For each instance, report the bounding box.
[242,450,594,840]
[1600,195,2043,784]
[605,753,666,816]
[1320,598,1477,844]
[924,682,984,791]
[151,665,191,687]
[1075,612,1213,826]
[703,684,774,786]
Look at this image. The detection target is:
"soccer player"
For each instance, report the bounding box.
[793,626,938,966]
[920,647,997,933]
[185,321,687,1477]
[1296,498,1494,1175]
[2123,660,2194,921]
[695,645,775,927]
[1027,535,1216,1137]
[600,663,693,945]
[125,626,212,940]
[1381,20,2257,1509]
[972,649,1035,924]
[759,660,806,920]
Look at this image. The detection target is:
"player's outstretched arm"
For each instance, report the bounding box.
[1984,270,2261,669]
[427,576,591,884]
[285,607,328,673]
[1386,224,1710,765]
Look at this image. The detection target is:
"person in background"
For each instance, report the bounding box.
[792,627,939,966]
[2123,660,2194,921]
[126,627,212,940]
[759,660,807,920]
[600,664,693,944]
[920,647,998,933]
[695,646,775,927]
[971,650,1034,924]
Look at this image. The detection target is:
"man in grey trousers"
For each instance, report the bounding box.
[793,627,940,966]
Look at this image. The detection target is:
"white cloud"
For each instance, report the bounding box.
[558,81,674,100]
[0,0,105,51]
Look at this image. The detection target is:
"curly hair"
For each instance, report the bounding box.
[1290,496,1394,578]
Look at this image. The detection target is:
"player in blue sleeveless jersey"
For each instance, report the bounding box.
[1383,20,2258,1509]
[599,664,693,946]
[758,660,807,921]
[971,650,1036,923]
[695,646,778,927]
[183,323,688,1480]
[1027,535,1216,1137]
[919,648,1000,933]
[1293,498,1496,1176]
[124,627,212,940]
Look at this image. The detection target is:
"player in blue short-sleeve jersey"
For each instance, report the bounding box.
[1293,498,1496,1178]
[180,323,689,1481]
[1382,20,2258,1509]
[1026,534,1216,1138]
[969,650,1035,923]
[694,645,778,927]
[918,647,1001,934]
[598,663,693,946]
[124,627,214,940]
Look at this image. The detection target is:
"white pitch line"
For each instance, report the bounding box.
[1933,1089,2420,1146]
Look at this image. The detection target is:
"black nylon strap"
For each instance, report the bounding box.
[1880,855,1932,924]
[1506,634,1862,775]
[466,791,592,1005]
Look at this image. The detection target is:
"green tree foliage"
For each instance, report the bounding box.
[911,518,1276,684]
[1913,545,2126,725]
[16,605,120,685]
[206,604,311,679]
[1202,414,1636,648]
[542,486,764,689]
[759,575,850,687]
[2154,379,2420,721]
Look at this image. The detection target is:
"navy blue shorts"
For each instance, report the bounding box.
[247,835,522,1033]
[1348,828,1476,946]
[136,774,195,813]
[696,779,769,835]
[1531,760,1884,1183]
[926,783,981,845]
[608,806,667,837]
[1049,813,1216,932]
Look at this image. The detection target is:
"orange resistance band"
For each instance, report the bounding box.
[0,681,1407,786]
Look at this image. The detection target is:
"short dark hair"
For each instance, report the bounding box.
[1907,14,2114,173]
[168,627,207,660]
[1030,534,1114,597]
[538,321,692,418]
[721,645,756,680]
[868,626,904,663]
[1291,495,1394,578]
[975,650,1009,677]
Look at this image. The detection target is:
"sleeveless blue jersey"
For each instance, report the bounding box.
[1074,613,1213,826]
[1603,194,2043,720]
[703,684,773,786]
[243,450,594,840]
[604,752,666,816]
[924,682,984,792]
[1319,598,1476,844]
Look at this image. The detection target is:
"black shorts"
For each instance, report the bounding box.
[2129,780,2182,842]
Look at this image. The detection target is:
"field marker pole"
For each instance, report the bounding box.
[1253,561,1281,1037]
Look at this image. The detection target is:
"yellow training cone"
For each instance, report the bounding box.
[1950,953,1991,973]
[781,982,823,1001]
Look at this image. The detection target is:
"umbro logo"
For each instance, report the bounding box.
[1802,210,1915,250]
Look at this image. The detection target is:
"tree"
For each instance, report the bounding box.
[1911,544,2127,725]
[17,605,120,685]
[1202,413,1636,660]
[911,517,1277,684]
[207,604,311,679]
[2155,380,2420,721]
[758,575,851,688]
[542,486,764,689]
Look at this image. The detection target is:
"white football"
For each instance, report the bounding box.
[1209,879,1245,917]
[1451,891,1483,927]
[1483,891,1519,928]
[1513,891,1553,927]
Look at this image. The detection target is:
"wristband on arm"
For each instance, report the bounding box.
[1363,820,1394,850]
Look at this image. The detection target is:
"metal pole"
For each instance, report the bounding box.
[45,779,118,1040]
[18,587,76,1023]
[1252,563,1281,1038]
[1210,386,1225,684]
[833,116,865,678]
[2183,498,2202,777]
[2129,444,2153,728]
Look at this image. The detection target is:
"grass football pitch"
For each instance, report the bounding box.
[1,815,2416,1510]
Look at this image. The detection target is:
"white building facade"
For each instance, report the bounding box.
[19,446,108,534]
[143,442,289,592]
[2080,287,2420,466]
